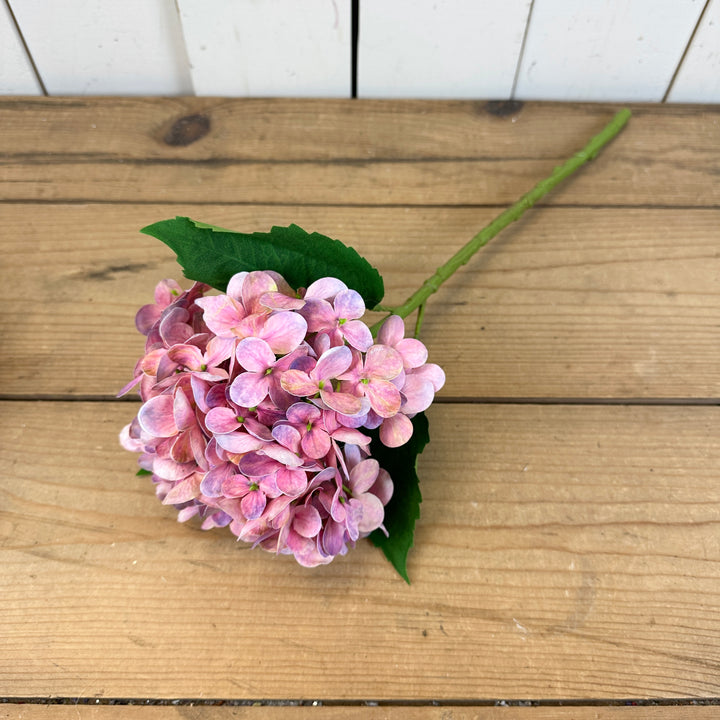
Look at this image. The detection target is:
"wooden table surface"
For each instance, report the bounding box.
[1,98,719,718]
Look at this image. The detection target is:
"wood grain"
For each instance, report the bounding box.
[3,705,720,719]
[2,203,718,400]
[2,402,718,700]
[0,100,717,206]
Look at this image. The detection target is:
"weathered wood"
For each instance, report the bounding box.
[2,402,718,700]
[0,100,717,206]
[2,704,719,719]
[2,203,718,400]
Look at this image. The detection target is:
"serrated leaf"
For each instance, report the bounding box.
[368,412,430,583]
[141,217,385,309]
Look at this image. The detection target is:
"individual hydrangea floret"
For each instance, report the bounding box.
[120,271,444,567]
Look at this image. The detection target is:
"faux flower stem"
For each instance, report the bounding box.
[370,108,631,334]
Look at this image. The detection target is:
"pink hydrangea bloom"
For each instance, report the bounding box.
[120,274,443,567]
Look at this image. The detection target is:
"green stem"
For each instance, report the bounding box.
[413,303,426,338]
[370,108,631,334]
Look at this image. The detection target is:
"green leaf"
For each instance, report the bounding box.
[136,468,153,477]
[141,217,385,309]
[368,412,430,583]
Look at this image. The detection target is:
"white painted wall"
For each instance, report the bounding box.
[0,0,717,101]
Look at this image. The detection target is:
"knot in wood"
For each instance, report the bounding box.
[164,114,211,146]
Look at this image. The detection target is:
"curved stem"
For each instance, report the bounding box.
[370,108,631,335]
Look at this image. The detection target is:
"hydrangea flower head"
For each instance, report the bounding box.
[120,273,444,567]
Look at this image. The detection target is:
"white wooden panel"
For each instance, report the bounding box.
[668,0,720,103]
[177,0,351,97]
[8,0,192,95]
[515,0,705,102]
[0,1,42,94]
[358,0,532,99]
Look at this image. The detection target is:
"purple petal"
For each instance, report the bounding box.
[241,490,267,520]
[229,371,270,408]
[159,306,193,346]
[239,452,278,477]
[321,518,346,556]
[285,401,321,425]
[138,394,178,437]
[333,289,365,320]
[271,424,302,453]
[200,463,237,497]
[135,304,162,335]
[370,468,393,505]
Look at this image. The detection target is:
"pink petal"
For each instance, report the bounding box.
[340,320,373,352]
[377,315,405,346]
[261,443,304,468]
[272,424,302,453]
[321,388,369,417]
[285,402,321,425]
[239,453,279,477]
[276,467,308,496]
[167,344,203,370]
[400,375,435,414]
[281,370,318,397]
[305,277,347,300]
[173,387,196,430]
[321,518,346,556]
[365,344,403,381]
[221,473,252,498]
[241,271,279,314]
[301,428,331,459]
[154,278,183,306]
[242,416,274,441]
[293,505,322,538]
[162,474,202,505]
[260,311,308,354]
[205,335,236,366]
[205,406,241,434]
[366,379,401,418]
[351,493,385,534]
[195,295,245,337]
[225,271,249,301]
[138,394,178,437]
[348,458,380,494]
[314,345,352,381]
[235,337,275,372]
[159,306,193,346]
[396,338,428,369]
[330,427,371,446]
[261,291,305,311]
[411,363,446,393]
[215,431,266,454]
[300,298,336,332]
[370,468,393,505]
[135,303,162,335]
[229,372,270,408]
[378,413,413,448]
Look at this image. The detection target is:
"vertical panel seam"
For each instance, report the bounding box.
[351,0,359,98]
[662,0,712,102]
[510,0,536,100]
[5,0,48,96]
[173,0,197,96]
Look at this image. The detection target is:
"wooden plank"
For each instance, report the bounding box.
[2,402,719,699]
[3,705,720,719]
[358,0,532,99]
[9,0,192,95]
[515,0,705,102]
[667,0,720,104]
[177,0,351,97]
[2,203,719,400]
[0,100,717,207]
[0,1,42,95]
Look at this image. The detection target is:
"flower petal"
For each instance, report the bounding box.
[205,406,242,434]
[305,277,347,300]
[241,489,267,520]
[348,458,380,494]
[260,311,307,354]
[138,394,178,437]
[378,412,413,448]
[377,314,405,346]
[276,467,307,497]
[314,345,352,381]
[366,379,401,418]
[293,505,322,538]
[235,337,276,373]
[365,344,403,381]
[281,370,318,397]
[333,289,365,320]
[215,431,266,454]
[340,320,373,352]
[229,371,270,408]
